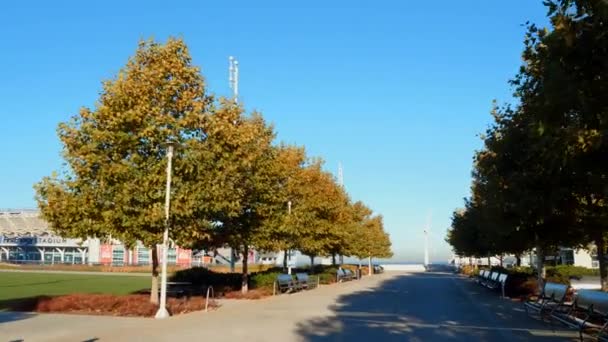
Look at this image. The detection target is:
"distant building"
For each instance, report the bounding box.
[272,250,332,267]
[0,209,192,266]
[0,209,341,268]
[450,247,598,269]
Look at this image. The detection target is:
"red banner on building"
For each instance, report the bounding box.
[176,247,192,266]
[100,244,112,264]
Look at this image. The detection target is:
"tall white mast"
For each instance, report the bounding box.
[338,162,344,187]
[228,56,240,272]
[424,210,432,267]
[229,56,239,104]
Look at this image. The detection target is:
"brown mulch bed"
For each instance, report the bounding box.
[2,294,217,317]
[223,288,272,300]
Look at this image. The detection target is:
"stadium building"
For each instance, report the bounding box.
[0,209,194,266]
[0,209,334,267]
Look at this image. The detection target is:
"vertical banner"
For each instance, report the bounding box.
[132,247,138,265]
[177,248,192,266]
[100,244,112,264]
[248,249,256,264]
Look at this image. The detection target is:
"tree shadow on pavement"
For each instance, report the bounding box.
[0,310,35,324]
[296,272,578,342]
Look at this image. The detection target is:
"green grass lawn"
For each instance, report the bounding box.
[0,271,151,302]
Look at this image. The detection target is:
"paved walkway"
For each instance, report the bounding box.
[0,272,579,341]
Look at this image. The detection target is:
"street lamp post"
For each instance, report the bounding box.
[155,144,174,319]
[287,201,292,275]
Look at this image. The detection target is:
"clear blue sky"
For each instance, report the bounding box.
[0,1,549,262]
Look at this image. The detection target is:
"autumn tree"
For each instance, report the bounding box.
[35,38,211,304]
[253,145,308,270]
[282,160,352,266]
[185,100,284,293]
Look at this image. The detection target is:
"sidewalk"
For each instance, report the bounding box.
[0,274,384,342]
[0,272,579,341]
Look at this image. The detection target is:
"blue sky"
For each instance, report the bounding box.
[0,1,549,262]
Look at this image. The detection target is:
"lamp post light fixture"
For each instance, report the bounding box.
[155,143,174,319]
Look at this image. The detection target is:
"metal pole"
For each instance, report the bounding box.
[424,229,429,267]
[155,144,173,319]
[287,201,292,275]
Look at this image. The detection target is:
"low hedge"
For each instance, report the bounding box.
[171,264,350,291]
[549,265,599,278]
[171,267,242,291]
[465,264,600,298]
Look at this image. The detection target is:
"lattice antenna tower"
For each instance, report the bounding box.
[229,56,239,104]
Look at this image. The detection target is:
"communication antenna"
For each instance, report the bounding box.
[228,56,240,272]
[229,56,239,104]
[338,162,344,265]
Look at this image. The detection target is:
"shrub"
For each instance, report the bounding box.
[511,266,534,275]
[459,265,479,277]
[548,265,599,279]
[249,272,282,290]
[170,267,241,291]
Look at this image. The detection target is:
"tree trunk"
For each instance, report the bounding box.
[283,249,288,271]
[150,246,159,304]
[368,256,372,276]
[499,255,503,267]
[487,256,491,267]
[230,247,236,273]
[469,257,472,266]
[516,254,522,267]
[595,234,608,292]
[310,255,314,267]
[332,254,336,266]
[241,245,249,294]
[535,239,546,293]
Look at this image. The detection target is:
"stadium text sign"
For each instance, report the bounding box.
[0,236,81,246]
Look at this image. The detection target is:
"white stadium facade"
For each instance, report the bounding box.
[1,209,335,267]
[0,209,195,266]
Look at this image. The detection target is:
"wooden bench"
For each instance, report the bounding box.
[276,274,298,293]
[552,289,608,341]
[525,282,570,319]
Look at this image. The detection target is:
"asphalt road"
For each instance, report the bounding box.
[0,272,578,342]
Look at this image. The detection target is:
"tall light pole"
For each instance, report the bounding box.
[424,210,431,268]
[155,143,174,319]
[287,201,292,275]
[424,229,429,267]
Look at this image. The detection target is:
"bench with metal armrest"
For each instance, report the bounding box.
[337,268,354,282]
[476,269,489,284]
[484,272,500,288]
[295,273,311,290]
[525,282,570,320]
[276,274,298,294]
[344,269,356,280]
[551,289,608,341]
